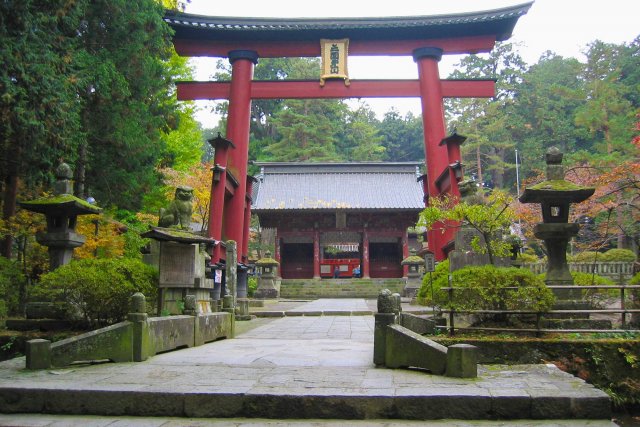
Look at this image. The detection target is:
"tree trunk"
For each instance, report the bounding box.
[74,141,86,198]
[476,145,483,185]
[1,171,18,259]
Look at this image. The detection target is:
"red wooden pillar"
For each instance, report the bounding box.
[207,134,234,263]
[401,232,409,278]
[274,229,281,277]
[223,50,258,253]
[413,47,449,261]
[362,229,370,279]
[313,229,320,279]
[241,176,256,263]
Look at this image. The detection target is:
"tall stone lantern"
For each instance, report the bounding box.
[519,147,594,299]
[401,248,425,299]
[254,251,280,299]
[19,163,101,270]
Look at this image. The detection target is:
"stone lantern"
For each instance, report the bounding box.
[401,248,425,299]
[19,163,101,270]
[254,251,280,299]
[519,147,595,299]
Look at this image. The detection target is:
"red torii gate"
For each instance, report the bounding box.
[164,3,531,262]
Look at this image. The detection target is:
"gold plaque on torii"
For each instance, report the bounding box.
[320,39,350,87]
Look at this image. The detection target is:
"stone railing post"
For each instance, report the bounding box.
[128,292,150,362]
[374,289,398,366]
[26,339,51,369]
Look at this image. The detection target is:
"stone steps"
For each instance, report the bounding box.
[280,279,406,298]
[0,363,612,421]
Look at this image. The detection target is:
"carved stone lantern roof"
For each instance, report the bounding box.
[401,249,425,266]
[19,162,101,216]
[255,251,279,266]
[19,194,101,216]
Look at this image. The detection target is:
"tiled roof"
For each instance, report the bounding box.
[164,3,532,42]
[252,163,424,211]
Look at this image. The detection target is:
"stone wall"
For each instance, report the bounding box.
[279,278,405,299]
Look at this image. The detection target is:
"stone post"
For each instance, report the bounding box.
[128,292,150,362]
[224,240,237,313]
[446,343,478,378]
[373,289,398,366]
[26,339,51,370]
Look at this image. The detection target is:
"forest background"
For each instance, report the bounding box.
[1,0,639,282]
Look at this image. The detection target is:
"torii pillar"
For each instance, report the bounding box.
[223,50,258,262]
[413,47,455,261]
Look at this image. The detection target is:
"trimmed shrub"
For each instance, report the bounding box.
[516,252,539,264]
[447,265,555,314]
[571,271,616,307]
[35,258,158,326]
[570,251,600,263]
[601,248,637,263]
[418,262,555,324]
[0,257,27,318]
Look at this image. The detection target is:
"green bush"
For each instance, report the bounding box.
[517,252,540,264]
[418,261,555,322]
[0,257,27,318]
[570,251,600,263]
[417,259,450,307]
[447,265,555,315]
[601,248,637,263]
[35,258,158,326]
[570,249,637,263]
[571,271,616,307]
[248,275,258,297]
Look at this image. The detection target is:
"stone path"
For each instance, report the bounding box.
[0,299,615,425]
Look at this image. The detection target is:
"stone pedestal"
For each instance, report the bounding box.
[534,223,581,299]
[140,229,217,316]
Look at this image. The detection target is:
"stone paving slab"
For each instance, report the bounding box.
[0,414,619,426]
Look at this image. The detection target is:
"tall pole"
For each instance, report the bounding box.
[515,148,521,198]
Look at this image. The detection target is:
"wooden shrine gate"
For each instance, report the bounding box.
[164,3,531,262]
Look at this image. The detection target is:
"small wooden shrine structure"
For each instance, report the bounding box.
[252,162,424,279]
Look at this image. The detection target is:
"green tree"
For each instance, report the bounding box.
[0,1,85,258]
[377,109,424,162]
[338,103,385,161]
[418,189,517,265]
[73,0,174,211]
[446,42,527,190]
[514,52,591,181]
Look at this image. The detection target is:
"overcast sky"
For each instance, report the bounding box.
[182,0,640,128]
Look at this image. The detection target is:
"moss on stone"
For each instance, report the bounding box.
[20,194,101,214]
[528,180,592,192]
[401,255,425,265]
[255,257,279,266]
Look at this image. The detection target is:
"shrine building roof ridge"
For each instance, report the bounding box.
[164,2,532,43]
[252,161,424,212]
